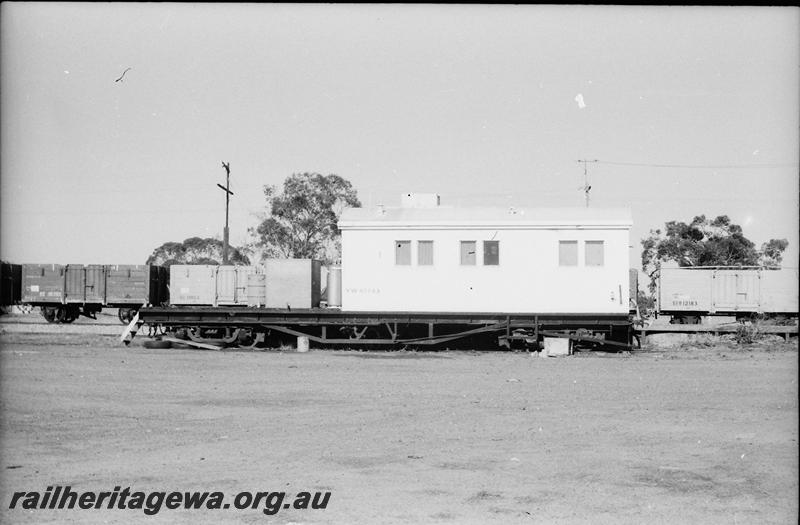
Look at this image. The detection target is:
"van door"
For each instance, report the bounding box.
[84,265,106,304]
[712,270,759,312]
[64,265,86,303]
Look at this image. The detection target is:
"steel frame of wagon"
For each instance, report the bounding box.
[134,307,633,349]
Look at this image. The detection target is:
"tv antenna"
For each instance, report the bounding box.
[577,159,598,207]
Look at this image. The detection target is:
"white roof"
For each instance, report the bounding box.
[339,206,632,230]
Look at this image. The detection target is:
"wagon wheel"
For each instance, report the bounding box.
[41,307,57,323]
[143,339,172,349]
[54,306,68,324]
[66,305,81,323]
[234,329,257,348]
[147,324,167,337]
[118,308,137,324]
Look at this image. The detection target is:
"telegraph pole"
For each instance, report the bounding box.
[577,159,598,207]
[218,162,233,264]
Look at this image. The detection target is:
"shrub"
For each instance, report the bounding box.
[735,322,762,344]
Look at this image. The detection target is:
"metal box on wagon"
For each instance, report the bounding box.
[246,272,267,307]
[169,265,256,306]
[216,265,256,305]
[264,259,321,309]
[169,265,217,305]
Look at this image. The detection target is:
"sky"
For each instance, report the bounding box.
[1,3,798,270]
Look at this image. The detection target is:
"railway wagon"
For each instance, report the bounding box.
[134,196,635,351]
[107,265,169,322]
[0,263,22,307]
[657,264,799,323]
[21,264,168,323]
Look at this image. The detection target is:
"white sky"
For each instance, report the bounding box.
[1,4,798,269]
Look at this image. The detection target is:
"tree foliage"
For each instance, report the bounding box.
[146,237,250,267]
[641,214,788,292]
[248,173,361,264]
[635,289,656,317]
[759,238,790,267]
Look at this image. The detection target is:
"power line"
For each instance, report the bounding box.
[577,159,598,207]
[594,160,797,169]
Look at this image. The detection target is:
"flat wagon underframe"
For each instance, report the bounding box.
[134,307,633,350]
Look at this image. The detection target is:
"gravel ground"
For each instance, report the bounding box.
[0,318,797,524]
[0,310,126,336]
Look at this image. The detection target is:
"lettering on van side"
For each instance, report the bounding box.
[345,288,381,294]
[671,300,698,306]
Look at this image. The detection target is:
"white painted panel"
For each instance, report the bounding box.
[658,268,712,313]
[712,270,759,311]
[216,266,237,305]
[234,266,257,305]
[170,265,217,305]
[341,227,630,314]
[760,268,799,313]
[246,272,267,307]
[264,259,321,309]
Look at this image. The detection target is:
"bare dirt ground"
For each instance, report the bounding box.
[0,316,797,524]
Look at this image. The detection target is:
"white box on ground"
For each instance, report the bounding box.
[544,337,571,357]
[296,336,309,353]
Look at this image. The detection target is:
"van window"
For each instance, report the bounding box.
[559,241,578,266]
[418,241,433,266]
[395,241,411,265]
[460,241,476,265]
[483,241,499,265]
[585,241,604,266]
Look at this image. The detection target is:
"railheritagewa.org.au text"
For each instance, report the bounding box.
[8,486,331,516]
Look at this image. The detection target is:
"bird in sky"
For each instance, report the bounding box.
[115,67,131,83]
